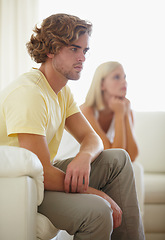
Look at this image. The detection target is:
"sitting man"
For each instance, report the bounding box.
[0,13,145,240]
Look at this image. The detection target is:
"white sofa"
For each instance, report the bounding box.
[134,111,165,240]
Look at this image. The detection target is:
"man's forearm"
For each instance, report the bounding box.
[79,131,104,163]
[43,164,66,191]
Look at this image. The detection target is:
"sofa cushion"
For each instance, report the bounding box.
[134,111,165,173]
[145,233,165,240]
[144,204,165,233]
[0,145,44,205]
[144,173,165,203]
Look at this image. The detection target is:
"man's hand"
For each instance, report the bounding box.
[86,186,122,229]
[64,152,91,193]
[107,195,122,229]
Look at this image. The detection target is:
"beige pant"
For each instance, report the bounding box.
[38,149,145,240]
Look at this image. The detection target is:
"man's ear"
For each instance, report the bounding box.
[47,53,54,59]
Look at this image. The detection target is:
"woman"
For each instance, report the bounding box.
[80,61,138,162]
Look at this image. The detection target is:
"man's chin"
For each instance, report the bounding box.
[69,74,81,81]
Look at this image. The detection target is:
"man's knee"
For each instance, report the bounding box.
[102,148,130,162]
[90,149,133,189]
[95,148,131,170]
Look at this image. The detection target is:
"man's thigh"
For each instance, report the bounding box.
[38,190,112,236]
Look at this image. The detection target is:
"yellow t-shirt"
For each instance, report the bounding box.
[0,68,80,161]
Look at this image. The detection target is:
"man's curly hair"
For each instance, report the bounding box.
[26,13,92,63]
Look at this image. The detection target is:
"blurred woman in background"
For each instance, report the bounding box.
[80,61,138,162]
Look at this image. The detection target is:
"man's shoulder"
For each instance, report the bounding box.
[9,69,45,94]
[1,72,46,107]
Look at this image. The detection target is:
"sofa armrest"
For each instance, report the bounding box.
[0,145,44,205]
[0,176,38,240]
[0,145,59,240]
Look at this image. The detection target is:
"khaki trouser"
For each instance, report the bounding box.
[38,149,145,240]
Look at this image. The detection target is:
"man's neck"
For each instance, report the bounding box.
[39,62,68,95]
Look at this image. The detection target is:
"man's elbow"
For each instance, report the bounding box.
[95,132,104,152]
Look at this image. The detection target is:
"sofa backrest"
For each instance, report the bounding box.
[134,111,165,173]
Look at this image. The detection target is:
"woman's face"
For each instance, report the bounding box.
[101,65,127,98]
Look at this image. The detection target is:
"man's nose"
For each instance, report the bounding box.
[77,51,86,62]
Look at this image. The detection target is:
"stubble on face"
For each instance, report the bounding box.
[55,64,81,81]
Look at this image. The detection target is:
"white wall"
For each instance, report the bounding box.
[38,0,165,111]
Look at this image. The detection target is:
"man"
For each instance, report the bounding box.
[0,14,145,239]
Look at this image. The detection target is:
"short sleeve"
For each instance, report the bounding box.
[3,85,48,136]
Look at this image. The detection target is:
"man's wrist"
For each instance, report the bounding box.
[75,151,92,164]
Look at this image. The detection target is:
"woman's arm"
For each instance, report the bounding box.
[80,104,112,149]
[106,96,127,149]
[124,100,139,161]
[111,111,126,149]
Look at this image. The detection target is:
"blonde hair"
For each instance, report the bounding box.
[85,61,122,110]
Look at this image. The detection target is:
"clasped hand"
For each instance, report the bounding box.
[108,96,131,114]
